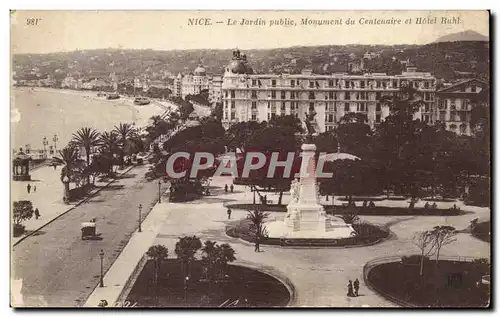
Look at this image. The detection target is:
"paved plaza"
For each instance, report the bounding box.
[85,176,490,308]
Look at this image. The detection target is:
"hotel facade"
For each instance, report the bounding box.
[221,50,437,133]
[222,50,480,135]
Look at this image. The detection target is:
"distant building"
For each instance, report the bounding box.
[348,59,365,74]
[363,52,381,60]
[221,49,436,132]
[172,66,223,105]
[435,78,488,136]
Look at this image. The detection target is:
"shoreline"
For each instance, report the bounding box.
[11,87,175,150]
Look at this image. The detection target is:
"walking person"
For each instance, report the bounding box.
[33,185,37,193]
[224,184,228,193]
[227,208,232,220]
[34,208,40,220]
[254,236,260,252]
[27,184,31,194]
[347,280,355,297]
[230,184,234,193]
[353,278,360,297]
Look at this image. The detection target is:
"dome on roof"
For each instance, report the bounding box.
[230,60,247,74]
[193,65,206,76]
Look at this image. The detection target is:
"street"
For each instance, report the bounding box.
[11,165,169,307]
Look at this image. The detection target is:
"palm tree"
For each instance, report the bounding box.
[146,245,169,285]
[175,236,202,286]
[113,123,136,166]
[53,146,79,202]
[72,127,101,184]
[247,209,270,243]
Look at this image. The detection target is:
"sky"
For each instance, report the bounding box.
[10,10,489,54]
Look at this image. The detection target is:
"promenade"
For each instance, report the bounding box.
[84,176,490,308]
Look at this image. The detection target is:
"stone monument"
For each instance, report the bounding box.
[266,113,356,239]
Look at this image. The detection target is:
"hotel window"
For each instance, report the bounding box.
[424,103,430,112]
[345,92,350,100]
[290,102,294,110]
[290,92,295,100]
[225,90,228,98]
[376,103,381,112]
[375,92,381,101]
[268,113,271,120]
[439,99,446,109]
[328,91,334,100]
[422,115,430,123]
[251,113,257,121]
[471,86,477,93]
[376,114,381,123]
[309,92,315,100]
[231,112,235,120]
[424,81,430,89]
[459,112,466,122]
[360,81,365,88]
[393,80,398,88]
[271,91,276,99]
[345,81,350,89]
[231,101,235,109]
[328,114,334,123]
[230,90,235,98]
[358,102,366,112]
[309,81,315,88]
[290,80,295,87]
[224,112,228,119]
[281,91,286,99]
[439,112,446,121]
[271,113,276,120]
[328,80,334,87]
[344,102,350,112]
[251,101,257,109]
[272,79,276,87]
[450,99,456,110]
[268,102,270,108]
[333,92,337,100]
[251,91,257,99]
[334,103,337,112]
[252,79,257,86]
[309,102,315,111]
[281,102,286,111]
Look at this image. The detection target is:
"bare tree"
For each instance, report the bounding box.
[429,226,457,270]
[412,230,436,276]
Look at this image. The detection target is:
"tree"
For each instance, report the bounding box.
[247,209,270,242]
[113,123,136,166]
[429,226,457,269]
[146,245,169,285]
[201,240,236,283]
[72,127,101,184]
[175,236,202,282]
[53,146,81,201]
[13,200,34,227]
[412,231,436,276]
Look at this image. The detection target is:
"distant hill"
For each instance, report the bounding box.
[434,30,488,43]
[12,41,490,82]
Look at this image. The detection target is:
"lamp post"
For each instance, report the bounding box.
[42,137,48,159]
[138,204,142,232]
[99,249,104,287]
[158,179,162,203]
[184,275,189,305]
[53,134,58,153]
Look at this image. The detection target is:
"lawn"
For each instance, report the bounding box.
[472,221,490,243]
[366,259,490,307]
[126,259,291,307]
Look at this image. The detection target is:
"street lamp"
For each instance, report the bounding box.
[158,180,162,203]
[138,204,142,232]
[99,249,104,288]
[53,134,59,153]
[25,144,31,154]
[42,137,48,158]
[184,275,189,305]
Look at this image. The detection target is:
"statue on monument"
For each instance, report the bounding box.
[304,110,317,142]
[289,178,300,204]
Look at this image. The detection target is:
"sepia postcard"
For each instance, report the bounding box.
[10,10,491,308]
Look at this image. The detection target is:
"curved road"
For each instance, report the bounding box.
[12,165,169,307]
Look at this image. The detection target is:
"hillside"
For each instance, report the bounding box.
[12,41,490,82]
[435,30,488,43]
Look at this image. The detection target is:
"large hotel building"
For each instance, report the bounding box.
[221,49,487,135]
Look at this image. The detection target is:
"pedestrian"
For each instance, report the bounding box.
[34,208,40,220]
[353,278,360,296]
[230,184,234,193]
[53,163,57,170]
[224,184,228,193]
[33,185,37,193]
[362,200,367,208]
[347,280,355,297]
[432,202,438,209]
[227,208,232,220]
[254,236,260,252]
[27,183,31,194]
